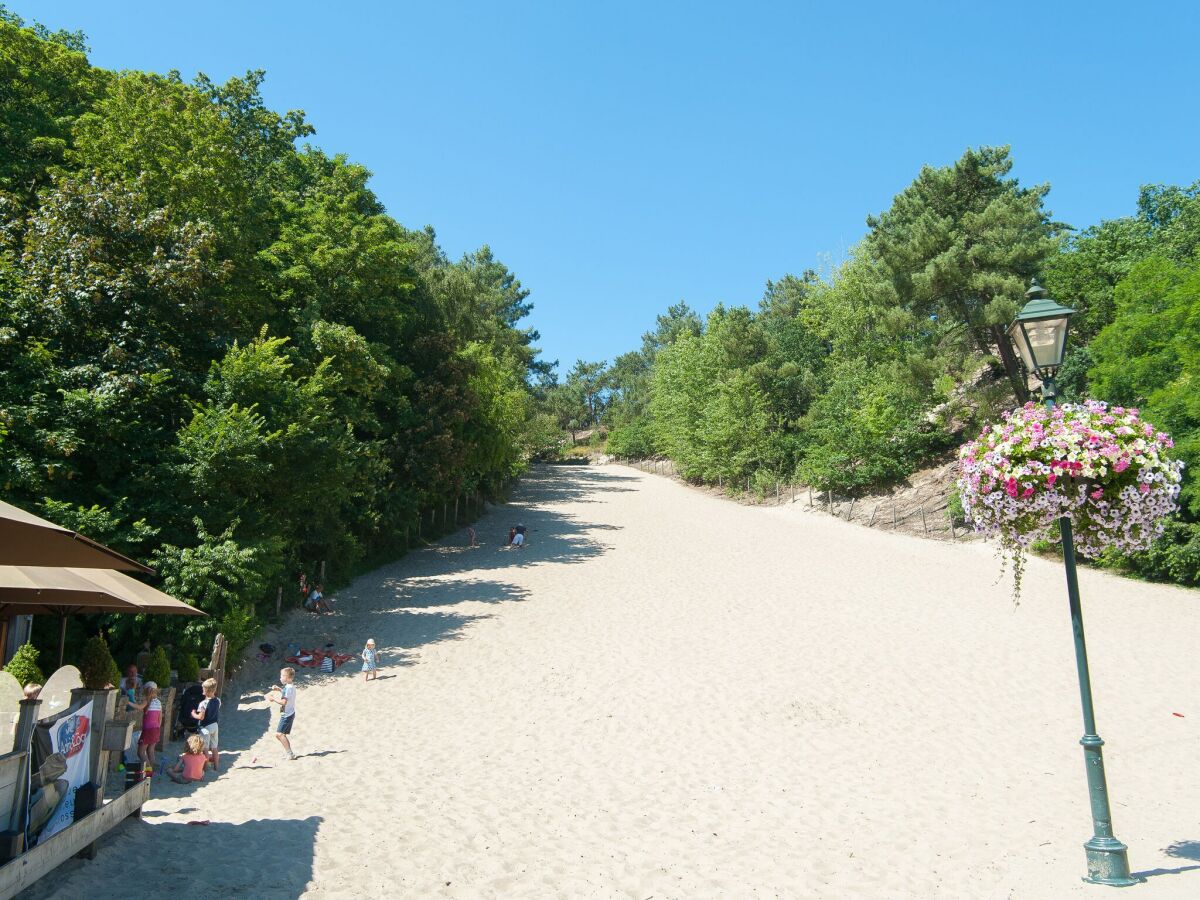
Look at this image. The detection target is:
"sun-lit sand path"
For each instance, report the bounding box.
[24,465,1200,898]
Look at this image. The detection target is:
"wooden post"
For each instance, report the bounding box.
[207,633,228,699]
[869,504,878,527]
[950,520,955,539]
[921,506,928,533]
[892,504,897,527]
[808,488,813,507]
[318,560,325,583]
[276,585,282,617]
[746,477,750,494]
[827,491,832,514]
[776,482,780,504]
[455,496,459,524]
[12,698,41,838]
[846,498,855,520]
[792,485,796,503]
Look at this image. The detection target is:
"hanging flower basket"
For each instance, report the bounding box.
[958,400,1183,596]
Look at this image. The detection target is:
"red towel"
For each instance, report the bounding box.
[284,648,353,669]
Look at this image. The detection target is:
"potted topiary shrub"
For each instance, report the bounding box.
[144,646,171,688]
[79,635,121,691]
[73,635,122,788]
[176,651,200,685]
[4,643,44,688]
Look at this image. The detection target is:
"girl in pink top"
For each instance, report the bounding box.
[129,682,162,773]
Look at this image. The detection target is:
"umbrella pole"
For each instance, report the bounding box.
[58,614,67,669]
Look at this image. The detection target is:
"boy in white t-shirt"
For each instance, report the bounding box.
[268,667,298,760]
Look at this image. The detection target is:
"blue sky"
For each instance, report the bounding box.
[24,1,1200,372]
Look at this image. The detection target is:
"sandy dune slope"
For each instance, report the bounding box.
[23,464,1200,899]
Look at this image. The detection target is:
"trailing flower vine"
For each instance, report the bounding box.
[957,400,1183,599]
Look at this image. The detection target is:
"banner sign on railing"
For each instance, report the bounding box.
[28,699,93,846]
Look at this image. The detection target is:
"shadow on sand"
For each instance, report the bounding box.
[1132,840,1200,881]
[17,816,322,899]
[165,465,625,777]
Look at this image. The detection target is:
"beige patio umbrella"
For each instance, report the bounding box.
[0,566,205,667]
[0,500,153,573]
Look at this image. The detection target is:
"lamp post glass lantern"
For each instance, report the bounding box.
[1008,279,1138,888]
[1007,278,1074,385]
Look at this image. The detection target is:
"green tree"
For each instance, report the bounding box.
[0,12,99,196]
[864,146,1061,400]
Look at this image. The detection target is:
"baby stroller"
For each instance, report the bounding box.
[173,683,205,741]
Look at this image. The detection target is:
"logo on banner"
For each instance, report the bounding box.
[55,713,90,760]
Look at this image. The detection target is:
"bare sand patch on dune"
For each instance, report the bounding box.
[23,464,1200,898]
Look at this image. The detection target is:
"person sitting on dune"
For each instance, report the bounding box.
[305,584,331,613]
[509,523,526,549]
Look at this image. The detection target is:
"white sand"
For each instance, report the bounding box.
[23,464,1200,898]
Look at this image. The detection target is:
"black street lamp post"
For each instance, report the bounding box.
[1008,279,1138,887]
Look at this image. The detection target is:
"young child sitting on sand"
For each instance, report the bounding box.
[167,734,208,783]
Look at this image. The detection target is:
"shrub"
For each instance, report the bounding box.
[79,635,121,690]
[176,651,200,683]
[144,646,172,688]
[4,643,45,687]
[217,604,259,663]
[799,361,937,493]
[607,420,657,459]
[947,487,965,525]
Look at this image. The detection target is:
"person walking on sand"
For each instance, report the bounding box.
[268,667,298,760]
[361,638,380,683]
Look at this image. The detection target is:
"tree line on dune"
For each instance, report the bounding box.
[539,148,1200,589]
[0,11,555,662]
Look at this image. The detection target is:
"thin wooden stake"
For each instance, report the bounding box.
[921,506,928,533]
[846,498,855,520]
[276,585,282,617]
[892,504,897,527]
[869,504,878,527]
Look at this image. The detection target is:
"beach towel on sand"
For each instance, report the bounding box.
[285,648,353,669]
